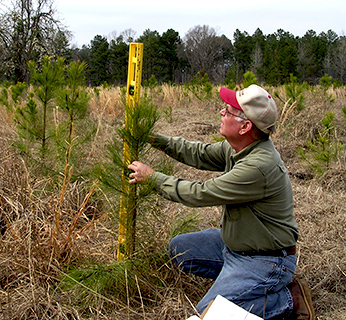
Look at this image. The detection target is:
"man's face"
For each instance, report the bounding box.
[219,105,243,140]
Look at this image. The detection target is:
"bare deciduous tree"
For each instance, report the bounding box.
[332,37,346,83]
[0,0,70,83]
[250,43,264,82]
[183,25,233,83]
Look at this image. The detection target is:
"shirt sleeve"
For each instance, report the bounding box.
[152,134,227,171]
[150,161,266,207]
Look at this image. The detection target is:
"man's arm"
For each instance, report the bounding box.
[151,133,227,171]
[143,163,266,207]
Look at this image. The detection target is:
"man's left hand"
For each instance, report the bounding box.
[128,161,155,184]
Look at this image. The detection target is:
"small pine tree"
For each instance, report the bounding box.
[14,92,41,157]
[11,82,27,104]
[145,74,158,88]
[0,82,27,113]
[284,74,306,111]
[298,112,343,175]
[27,56,65,157]
[320,74,333,89]
[185,72,213,100]
[0,83,10,111]
[54,60,93,179]
[242,71,258,88]
[97,97,160,258]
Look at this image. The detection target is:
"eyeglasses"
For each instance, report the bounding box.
[221,107,247,120]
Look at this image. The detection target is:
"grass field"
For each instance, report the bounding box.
[0,83,346,319]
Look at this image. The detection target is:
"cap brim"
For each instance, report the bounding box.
[220,87,242,110]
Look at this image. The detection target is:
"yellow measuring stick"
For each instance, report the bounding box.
[117,43,144,261]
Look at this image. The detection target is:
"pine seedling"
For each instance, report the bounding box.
[11,82,27,104]
[284,74,306,111]
[320,74,333,90]
[14,92,41,157]
[60,250,169,312]
[27,56,65,157]
[185,72,213,100]
[242,71,258,88]
[0,85,10,111]
[54,60,94,178]
[56,61,90,144]
[298,111,343,175]
[97,97,160,259]
[0,81,27,113]
[319,74,335,102]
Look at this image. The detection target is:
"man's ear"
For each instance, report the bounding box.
[239,120,253,135]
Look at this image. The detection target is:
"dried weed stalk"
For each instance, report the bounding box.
[1,85,346,319]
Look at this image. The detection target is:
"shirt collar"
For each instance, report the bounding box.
[232,139,268,163]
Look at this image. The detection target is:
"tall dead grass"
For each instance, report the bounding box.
[0,84,346,319]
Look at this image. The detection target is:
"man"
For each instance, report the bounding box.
[128,85,313,319]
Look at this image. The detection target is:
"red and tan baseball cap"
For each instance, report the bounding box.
[219,85,277,134]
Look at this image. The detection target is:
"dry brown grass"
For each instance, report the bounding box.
[1,84,346,319]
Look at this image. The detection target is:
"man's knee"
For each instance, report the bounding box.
[168,234,179,255]
[169,234,188,265]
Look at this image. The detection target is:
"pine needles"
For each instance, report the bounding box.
[1,83,346,319]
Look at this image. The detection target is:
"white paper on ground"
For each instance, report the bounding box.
[186,295,263,320]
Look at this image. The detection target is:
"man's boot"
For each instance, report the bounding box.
[287,276,315,320]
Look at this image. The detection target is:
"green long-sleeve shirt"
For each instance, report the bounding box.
[150,134,299,252]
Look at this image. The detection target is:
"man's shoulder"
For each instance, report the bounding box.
[252,139,278,156]
[245,140,283,169]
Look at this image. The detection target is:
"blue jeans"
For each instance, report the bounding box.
[169,229,296,319]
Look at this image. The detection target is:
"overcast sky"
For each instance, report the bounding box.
[54,0,346,47]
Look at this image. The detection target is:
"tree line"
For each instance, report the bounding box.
[1,0,345,86]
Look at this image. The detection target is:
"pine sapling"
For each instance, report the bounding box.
[27,56,65,157]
